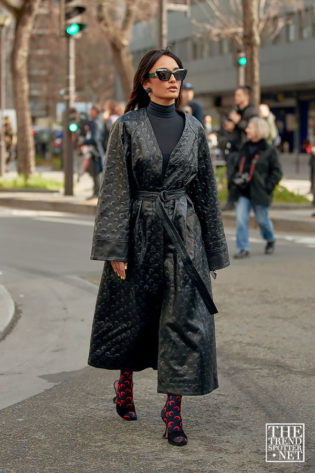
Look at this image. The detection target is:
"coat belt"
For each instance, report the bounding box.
[135,188,218,315]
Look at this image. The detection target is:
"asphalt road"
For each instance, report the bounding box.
[0,208,99,409]
[0,208,314,473]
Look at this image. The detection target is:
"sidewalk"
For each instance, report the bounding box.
[0,166,315,233]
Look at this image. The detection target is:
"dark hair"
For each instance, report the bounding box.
[236,86,252,97]
[125,49,184,113]
[91,104,100,114]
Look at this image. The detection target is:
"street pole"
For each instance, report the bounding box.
[237,61,245,87]
[64,35,75,196]
[0,24,6,177]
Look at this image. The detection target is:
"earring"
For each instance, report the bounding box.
[145,87,151,96]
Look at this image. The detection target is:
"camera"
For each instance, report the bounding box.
[233,172,250,190]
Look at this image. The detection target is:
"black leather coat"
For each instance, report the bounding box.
[88,108,230,395]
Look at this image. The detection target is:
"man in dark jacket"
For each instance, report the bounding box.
[82,105,105,199]
[217,115,242,210]
[229,86,258,146]
[181,82,204,124]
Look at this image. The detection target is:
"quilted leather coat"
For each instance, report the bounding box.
[88,107,230,395]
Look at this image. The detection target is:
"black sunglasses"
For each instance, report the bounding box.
[146,68,187,81]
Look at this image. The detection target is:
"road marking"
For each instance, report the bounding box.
[226,229,315,249]
[0,209,94,225]
[34,216,94,226]
[0,209,80,218]
[282,235,315,248]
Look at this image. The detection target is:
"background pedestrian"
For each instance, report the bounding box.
[229,86,258,146]
[82,105,105,199]
[259,103,279,146]
[181,82,204,123]
[231,117,283,258]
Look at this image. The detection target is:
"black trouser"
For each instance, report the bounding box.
[89,156,101,196]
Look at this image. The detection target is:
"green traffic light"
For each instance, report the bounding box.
[66,23,80,35]
[66,23,86,36]
[69,123,78,132]
[238,56,247,66]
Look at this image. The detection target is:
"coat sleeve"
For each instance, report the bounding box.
[266,147,283,194]
[90,118,131,262]
[187,126,230,271]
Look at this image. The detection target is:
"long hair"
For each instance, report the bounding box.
[125,49,184,113]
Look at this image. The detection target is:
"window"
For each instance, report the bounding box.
[219,37,232,55]
[177,39,192,62]
[298,9,312,40]
[286,14,296,42]
[192,37,200,60]
[200,34,211,59]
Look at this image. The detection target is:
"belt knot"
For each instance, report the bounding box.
[135,187,187,203]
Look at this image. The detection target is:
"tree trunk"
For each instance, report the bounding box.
[242,0,260,107]
[12,0,41,178]
[108,39,134,102]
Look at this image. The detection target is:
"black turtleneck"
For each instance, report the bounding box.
[146,100,185,178]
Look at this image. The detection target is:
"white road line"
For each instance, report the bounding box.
[0,208,94,225]
[34,217,94,226]
[226,229,315,248]
[0,209,80,218]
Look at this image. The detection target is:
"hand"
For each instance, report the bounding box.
[111,261,127,280]
[229,110,241,124]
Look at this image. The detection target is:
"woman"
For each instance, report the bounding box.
[88,49,229,447]
[231,117,283,259]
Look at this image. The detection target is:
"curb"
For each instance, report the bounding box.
[0,196,96,216]
[0,284,15,341]
[0,188,59,193]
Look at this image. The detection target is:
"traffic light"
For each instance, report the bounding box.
[238,53,247,66]
[65,0,86,37]
[68,107,78,132]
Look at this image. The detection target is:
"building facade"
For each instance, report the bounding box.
[127,0,315,151]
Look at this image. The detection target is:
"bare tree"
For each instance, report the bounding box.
[29,2,115,116]
[243,0,260,106]
[0,0,41,177]
[96,0,158,101]
[75,7,115,103]
[193,0,305,106]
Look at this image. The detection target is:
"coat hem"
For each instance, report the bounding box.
[87,359,158,372]
[157,382,219,396]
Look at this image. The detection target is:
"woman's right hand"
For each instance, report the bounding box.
[111,261,127,279]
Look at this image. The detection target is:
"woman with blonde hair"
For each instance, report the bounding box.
[231,117,283,258]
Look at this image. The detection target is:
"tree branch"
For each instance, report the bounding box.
[122,0,137,33]
[0,0,19,17]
